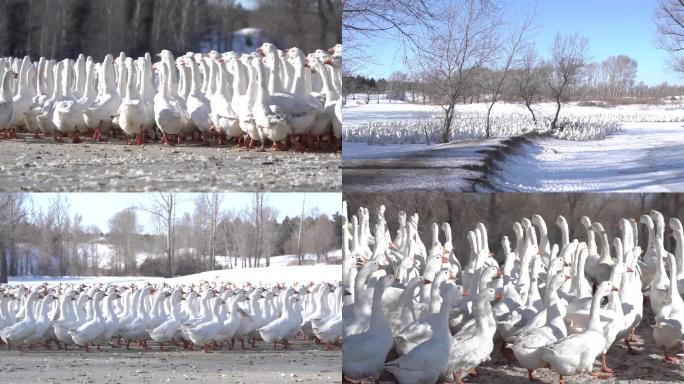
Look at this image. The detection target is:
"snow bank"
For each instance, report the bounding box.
[9,264,340,288]
[487,121,684,192]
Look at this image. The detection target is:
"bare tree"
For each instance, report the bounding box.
[655,0,684,73]
[482,9,535,137]
[48,194,71,276]
[108,208,141,274]
[416,0,502,143]
[140,193,177,278]
[297,194,306,265]
[512,47,544,122]
[0,194,30,283]
[343,0,435,69]
[547,32,589,131]
[201,193,223,270]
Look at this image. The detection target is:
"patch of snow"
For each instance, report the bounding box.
[487,121,684,192]
[9,264,340,287]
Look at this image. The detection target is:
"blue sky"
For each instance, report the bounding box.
[359,0,680,86]
[29,193,341,234]
[235,0,256,9]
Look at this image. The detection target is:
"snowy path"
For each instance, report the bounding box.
[488,122,684,192]
[343,139,508,192]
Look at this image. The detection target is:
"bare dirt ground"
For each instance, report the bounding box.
[0,338,341,384]
[0,135,341,192]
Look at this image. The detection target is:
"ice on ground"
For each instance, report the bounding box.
[343,138,507,192]
[342,142,433,160]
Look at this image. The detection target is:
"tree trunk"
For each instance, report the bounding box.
[485,102,494,138]
[167,216,173,278]
[524,99,536,123]
[442,101,455,143]
[0,242,7,284]
[551,95,562,131]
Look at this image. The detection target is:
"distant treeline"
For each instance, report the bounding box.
[0,193,343,281]
[0,0,342,60]
[344,55,684,105]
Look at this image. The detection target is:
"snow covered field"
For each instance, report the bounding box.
[9,263,341,287]
[0,138,341,192]
[343,101,684,191]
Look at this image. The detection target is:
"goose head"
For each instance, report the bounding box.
[257,43,278,58]
[590,222,606,234]
[596,281,617,298]
[478,287,500,303]
[287,47,306,67]
[580,216,592,229]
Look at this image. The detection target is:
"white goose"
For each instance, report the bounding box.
[183,297,225,352]
[53,60,84,143]
[116,59,147,145]
[444,288,499,384]
[0,70,16,134]
[83,54,121,141]
[154,63,188,145]
[384,283,461,384]
[342,275,395,382]
[148,288,183,349]
[68,291,107,352]
[653,252,684,362]
[0,290,40,351]
[539,281,615,383]
[184,57,213,143]
[511,271,569,382]
[258,293,301,350]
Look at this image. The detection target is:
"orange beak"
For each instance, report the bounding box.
[256,47,264,56]
[626,267,634,273]
[612,287,619,292]
[565,275,572,281]
[324,59,333,65]
[462,290,471,297]
[441,256,449,264]
[443,248,450,255]
[496,269,503,278]
[495,292,503,301]
[423,279,432,284]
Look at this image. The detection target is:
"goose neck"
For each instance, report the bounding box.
[587,290,606,332]
[267,54,279,95]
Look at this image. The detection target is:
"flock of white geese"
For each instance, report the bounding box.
[0,281,342,353]
[0,43,342,151]
[342,203,684,384]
